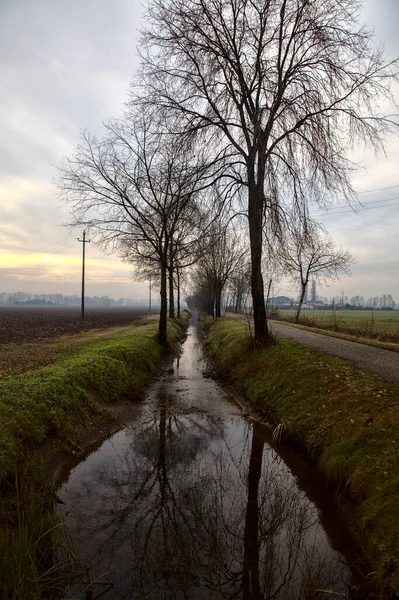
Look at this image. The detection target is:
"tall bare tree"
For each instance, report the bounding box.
[58,116,220,345]
[278,224,354,322]
[138,0,398,342]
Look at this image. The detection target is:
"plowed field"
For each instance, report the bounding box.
[0,306,154,375]
[0,306,151,344]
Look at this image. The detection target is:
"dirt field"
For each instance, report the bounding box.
[0,306,153,344]
[0,306,155,375]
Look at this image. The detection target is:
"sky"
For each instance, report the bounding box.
[0,0,398,303]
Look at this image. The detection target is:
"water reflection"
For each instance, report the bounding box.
[59,321,362,599]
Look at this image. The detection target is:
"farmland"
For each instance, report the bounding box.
[0,306,155,375]
[272,309,399,344]
[0,305,154,344]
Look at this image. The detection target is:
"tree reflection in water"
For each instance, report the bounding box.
[61,391,353,600]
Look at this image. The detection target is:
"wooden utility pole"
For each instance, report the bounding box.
[78,231,90,321]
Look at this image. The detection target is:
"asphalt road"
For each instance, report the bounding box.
[226,313,399,384]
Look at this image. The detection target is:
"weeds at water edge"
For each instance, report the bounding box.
[0,463,77,600]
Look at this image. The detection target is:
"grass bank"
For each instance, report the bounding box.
[206,317,399,598]
[0,313,189,599]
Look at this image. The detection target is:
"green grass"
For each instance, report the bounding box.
[0,313,189,600]
[0,460,75,600]
[274,309,399,344]
[0,316,187,486]
[206,317,399,598]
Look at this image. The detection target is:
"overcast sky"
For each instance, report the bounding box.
[1,0,398,302]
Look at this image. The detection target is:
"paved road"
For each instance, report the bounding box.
[226,313,399,384]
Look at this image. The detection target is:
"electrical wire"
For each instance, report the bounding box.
[313,201,399,217]
[307,183,399,216]
[29,237,76,254]
[312,194,399,213]
[356,183,399,194]
[311,194,399,217]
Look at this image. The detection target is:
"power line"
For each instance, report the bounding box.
[312,201,399,217]
[309,184,399,216]
[318,196,399,210]
[311,195,399,216]
[313,195,399,213]
[30,237,75,254]
[356,183,399,195]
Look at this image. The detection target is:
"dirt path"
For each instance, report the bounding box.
[226,313,399,383]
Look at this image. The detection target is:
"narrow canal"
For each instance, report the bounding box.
[58,316,370,599]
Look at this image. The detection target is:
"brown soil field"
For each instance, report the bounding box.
[0,306,152,344]
[0,306,155,375]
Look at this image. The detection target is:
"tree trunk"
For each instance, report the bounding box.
[168,268,175,318]
[168,240,175,319]
[248,182,268,341]
[236,290,243,313]
[215,286,222,318]
[159,262,168,346]
[242,423,264,600]
[265,278,272,311]
[177,268,181,319]
[158,401,167,490]
[295,282,307,323]
[207,284,215,317]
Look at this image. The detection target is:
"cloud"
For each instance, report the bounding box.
[362,0,399,56]
[0,246,149,297]
[0,0,147,299]
[42,256,64,263]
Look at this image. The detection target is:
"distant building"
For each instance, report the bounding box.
[311,280,317,303]
[270,296,294,306]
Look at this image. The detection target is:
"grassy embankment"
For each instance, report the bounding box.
[206,317,399,598]
[272,309,399,349]
[0,313,188,600]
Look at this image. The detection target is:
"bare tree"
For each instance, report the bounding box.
[192,222,247,317]
[138,0,398,342]
[228,261,251,313]
[278,225,354,322]
[165,192,211,318]
[58,116,219,346]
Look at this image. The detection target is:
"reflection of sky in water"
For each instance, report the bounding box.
[59,321,361,600]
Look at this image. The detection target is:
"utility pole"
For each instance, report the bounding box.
[149,275,152,313]
[78,231,90,321]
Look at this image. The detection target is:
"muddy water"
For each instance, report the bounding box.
[59,316,370,600]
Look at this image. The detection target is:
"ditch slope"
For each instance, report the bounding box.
[0,314,188,600]
[207,316,399,598]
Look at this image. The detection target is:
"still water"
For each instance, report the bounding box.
[58,317,370,599]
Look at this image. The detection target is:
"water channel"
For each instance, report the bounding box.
[58,316,371,600]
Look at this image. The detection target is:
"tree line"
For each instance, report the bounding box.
[342,294,396,310]
[57,0,398,345]
[0,293,149,307]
